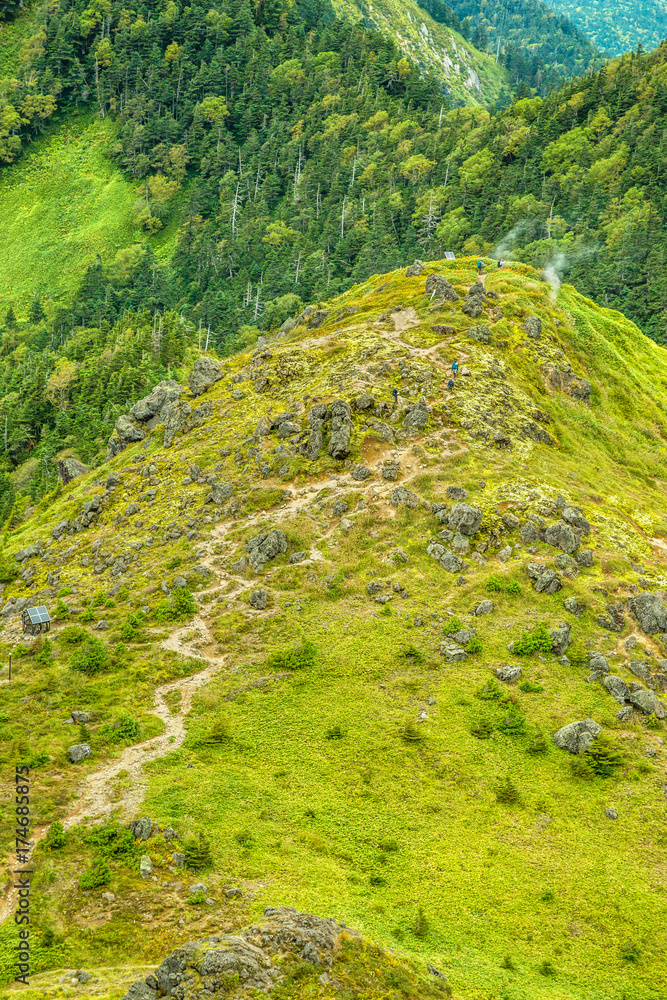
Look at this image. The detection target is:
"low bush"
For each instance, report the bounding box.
[183,833,214,869]
[412,907,429,939]
[496,775,521,805]
[85,820,138,860]
[120,612,145,641]
[45,822,66,850]
[466,636,483,654]
[442,616,462,635]
[519,679,544,693]
[60,625,87,644]
[506,581,522,596]
[267,638,316,671]
[400,644,424,663]
[70,637,110,675]
[476,678,507,702]
[99,714,141,745]
[527,729,549,755]
[486,575,503,592]
[513,623,552,656]
[398,721,425,743]
[582,733,624,777]
[79,858,112,890]
[471,714,494,739]
[154,587,196,623]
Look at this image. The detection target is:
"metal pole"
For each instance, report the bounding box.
[8,653,11,681]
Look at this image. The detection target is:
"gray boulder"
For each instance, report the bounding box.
[130,380,182,421]
[52,519,70,540]
[496,665,521,684]
[475,600,494,615]
[402,403,429,432]
[249,589,268,610]
[497,545,512,562]
[502,512,520,531]
[207,482,235,505]
[628,689,664,717]
[532,568,562,594]
[355,394,375,410]
[129,817,154,841]
[575,550,594,567]
[628,659,653,685]
[596,603,625,632]
[603,675,630,705]
[115,414,145,445]
[351,464,370,481]
[523,316,541,339]
[553,719,602,754]
[427,542,462,573]
[446,485,468,501]
[140,855,153,879]
[71,710,91,724]
[425,273,458,301]
[327,400,352,460]
[189,357,223,397]
[162,399,192,448]
[627,592,667,635]
[605,807,618,820]
[616,705,633,722]
[550,623,571,655]
[468,324,490,343]
[332,500,349,516]
[123,984,158,1000]
[561,507,591,534]
[448,502,482,536]
[563,597,584,617]
[589,652,610,675]
[544,522,579,554]
[449,628,476,645]
[246,529,288,571]
[58,457,89,485]
[405,259,426,276]
[68,744,91,763]
[391,487,419,508]
[440,641,468,662]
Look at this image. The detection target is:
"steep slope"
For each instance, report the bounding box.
[331,0,507,103]
[547,0,667,56]
[0,259,666,998]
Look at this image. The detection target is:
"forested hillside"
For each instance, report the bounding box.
[548,0,667,57]
[6,0,667,506]
[439,0,599,92]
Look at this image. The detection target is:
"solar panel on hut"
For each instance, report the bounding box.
[22,606,51,636]
[444,252,456,260]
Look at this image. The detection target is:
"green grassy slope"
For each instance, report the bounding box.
[0,114,141,317]
[331,0,508,104]
[0,260,666,998]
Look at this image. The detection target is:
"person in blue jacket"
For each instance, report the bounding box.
[451,360,459,376]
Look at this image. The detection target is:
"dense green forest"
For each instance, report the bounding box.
[5,0,667,502]
[548,0,667,58]
[427,0,599,92]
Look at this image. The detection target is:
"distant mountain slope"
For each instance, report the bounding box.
[445,0,599,90]
[331,0,507,104]
[547,0,667,55]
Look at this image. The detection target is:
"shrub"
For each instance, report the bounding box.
[501,955,516,971]
[120,613,145,641]
[527,729,549,755]
[498,707,526,737]
[188,890,207,905]
[85,821,138,860]
[570,755,595,780]
[61,625,87,644]
[183,833,214,869]
[80,858,112,890]
[645,713,662,730]
[476,678,507,702]
[205,714,232,744]
[541,889,554,901]
[267,638,316,671]
[495,775,521,805]
[471,715,494,739]
[0,556,19,583]
[57,586,73,597]
[400,644,424,663]
[154,586,196,623]
[70,637,110,675]
[78,605,96,623]
[412,907,429,939]
[442,616,462,635]
[34,639,53,668]
[582,733,624,777]
[45,821,66,850]
[466,636,483,654]
[506,581,522,596]
[233,829,254,849]
[54,599,70,620]
[620,942,641,963]
[399,721,424,743]
[513,623,552,656]
[486,575,503,592]
[325,724,345,740]
[539,960,556,977]
[103,714,141,744]
[519,680,544,693]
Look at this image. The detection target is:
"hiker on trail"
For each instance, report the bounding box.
[498,258,505,268]
[451,360,459,376]
[447,379,455,391]
[477,260,484,276]
[391,387,398,404]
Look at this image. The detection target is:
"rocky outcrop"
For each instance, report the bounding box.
[627,592,667,635]
[188,358,224,397]
[58,457,90,485]
[327,400,352,460]
[553,719,601,753]
[542,363,591,403]
[425,274,458,302]
[246,529,288,571]
[122,906,359,999]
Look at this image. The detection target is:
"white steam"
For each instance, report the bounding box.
[543,252,566,299]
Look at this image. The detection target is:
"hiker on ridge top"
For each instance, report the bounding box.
[477,260,484,276]
[451,359,459,376]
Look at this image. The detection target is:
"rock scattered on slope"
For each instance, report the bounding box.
[246,530,288,571]
[553,719,602,754]
[627,592,667,635]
